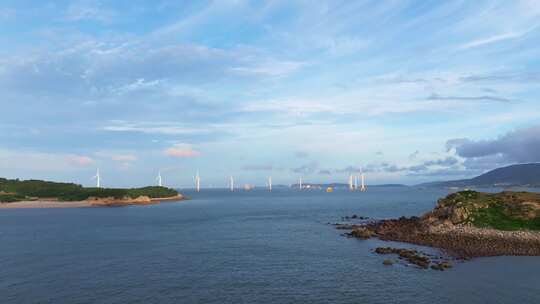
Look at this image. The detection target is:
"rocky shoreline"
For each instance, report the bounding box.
[334,191,540,267]
[357,217,540,258]
[374,247,453,270]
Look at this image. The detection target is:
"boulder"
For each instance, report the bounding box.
[350,227,374,239]
[383,259,394,266]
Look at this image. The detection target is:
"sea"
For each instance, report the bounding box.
[1,187,539,304]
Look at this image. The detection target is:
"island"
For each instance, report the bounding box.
[0,177,183,208]
[337,190,540,269]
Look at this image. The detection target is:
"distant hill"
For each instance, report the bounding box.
[0,177,178,202]
[289,183,407,189]
[419,163,540,188]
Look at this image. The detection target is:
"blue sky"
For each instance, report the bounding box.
[1,0,540,188]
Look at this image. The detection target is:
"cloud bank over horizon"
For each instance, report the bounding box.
[1,1,539,187]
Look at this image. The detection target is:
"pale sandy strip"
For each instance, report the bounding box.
[1,195,184,209]
[0,200,92,209]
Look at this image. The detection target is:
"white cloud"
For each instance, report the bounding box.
[0,150,94,171]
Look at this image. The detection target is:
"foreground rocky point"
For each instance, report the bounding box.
[336,191,540,259]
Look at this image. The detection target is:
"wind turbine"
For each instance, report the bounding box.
[229,176,234,192]
[299,177,303,190]
[360,169,366,192]
[195,171,200,192]
[349,174,354,191]
[156,170,163,187]
[92,168,101,188]
[268,176,272,191]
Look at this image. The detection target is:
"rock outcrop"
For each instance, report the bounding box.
[336,191,540,259]
[87,194,184,207]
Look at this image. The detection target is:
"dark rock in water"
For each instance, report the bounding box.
[440,261,453,269]
[430,261,452,271]
[375,247,395,254]
[342,214,370,221]
[405,254,430,269]
[334,224,358,230]
[349,227,374,239]
[374,247,430,269]
[382,259,394,266]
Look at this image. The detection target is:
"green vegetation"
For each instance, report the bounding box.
[0,193,28,203]
[0,178,178,202]
[436,190,540,231]
[471,203,540,231]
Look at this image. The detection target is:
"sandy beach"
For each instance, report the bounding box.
[0,200,93,209]
[0,195,184,209]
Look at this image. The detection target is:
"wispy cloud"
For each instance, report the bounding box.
[291,161,319,175]
[68,155,94,166]
[427,93,514,103]
[164,144,201,158]
[0,150,94,171]
[230,60,306,77]
[459,32,525,50]
[102,121,212,136]
[242,164,274,171]
[110,154,137,162]
[65,2,116,23]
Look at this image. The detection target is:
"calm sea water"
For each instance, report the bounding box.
[1,187,539,304]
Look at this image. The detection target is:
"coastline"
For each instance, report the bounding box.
[339,190,540,258]
[365,217,540,257]
[0,194,184,209]
[0,200,93,209]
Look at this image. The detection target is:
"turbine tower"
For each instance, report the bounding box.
[229,176,234,192]
[360,171,366,192]
[157,170,162,187]
[92,168,101,188]
[353,175,358,190]
[349,174,354,191]
[299,177,303,190]
[195,171,200,192]
[268,176,272,191]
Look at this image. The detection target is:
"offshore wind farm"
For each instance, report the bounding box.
[176,171,370,191]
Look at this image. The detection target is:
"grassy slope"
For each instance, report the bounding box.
[0,178,178,202]
[438,190,540,231]
[472,203,540,231]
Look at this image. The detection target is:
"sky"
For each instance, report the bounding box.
[1,0,540,188]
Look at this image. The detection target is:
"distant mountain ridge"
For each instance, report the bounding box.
[289,183,407,189]
[420,163,540,188]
